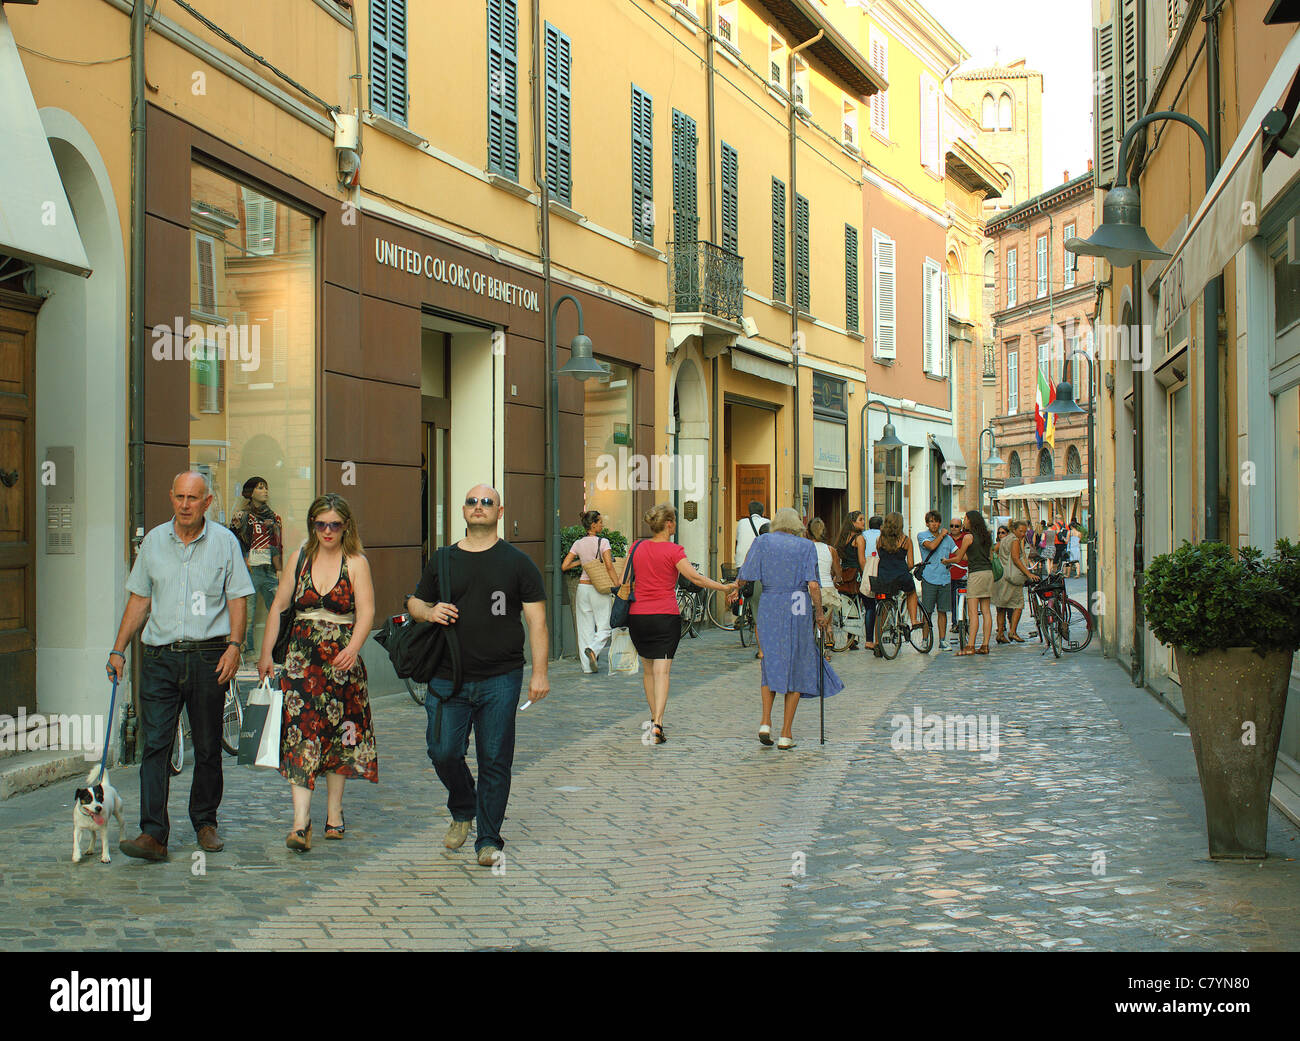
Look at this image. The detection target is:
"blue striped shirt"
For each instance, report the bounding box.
[126,518,255,646]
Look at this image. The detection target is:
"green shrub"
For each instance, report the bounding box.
[560,524,628,559]
[1142,539,1300,655]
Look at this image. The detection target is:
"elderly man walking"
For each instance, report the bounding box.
[407,484,549,867]
[107,472,253,861]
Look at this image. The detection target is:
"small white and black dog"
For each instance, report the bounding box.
[72,768,125,864]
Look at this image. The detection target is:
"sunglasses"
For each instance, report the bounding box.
[465,496,497,507]
[313,520,344,533]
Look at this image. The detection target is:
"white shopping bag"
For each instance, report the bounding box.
[608,629,640,675]
[238,678,283,769]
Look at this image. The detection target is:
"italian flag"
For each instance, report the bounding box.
[1036,369,1056,450]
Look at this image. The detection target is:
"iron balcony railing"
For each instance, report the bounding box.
[667,240,744,322]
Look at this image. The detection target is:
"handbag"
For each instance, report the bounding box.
[609,539,643,630]
[992,553,1005,582]
[238,678,282,769]
[580,537,616,594]
[374,547,463,689]
[271,547,311,665]
[911,538,943,582]
[835,540,862,595]
[607,629,640,674]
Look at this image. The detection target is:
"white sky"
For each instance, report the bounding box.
[921,0,1096,188]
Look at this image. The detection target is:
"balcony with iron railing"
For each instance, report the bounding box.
[667,240,744,323]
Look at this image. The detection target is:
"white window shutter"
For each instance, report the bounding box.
[922,261,934,372]
[873,230,896,359]
[870,36,888,138]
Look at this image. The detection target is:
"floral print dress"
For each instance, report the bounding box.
[279,553,378,788]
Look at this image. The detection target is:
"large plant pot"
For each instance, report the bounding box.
[1175,646,1294,860]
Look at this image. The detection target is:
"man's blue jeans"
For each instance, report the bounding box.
[425,669,523,854]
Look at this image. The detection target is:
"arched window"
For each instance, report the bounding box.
[998,93,1013,131]
[1066,445,1082,475]
[1009,451,1022,480]
[982,93,996,130]
[1039,448,1054,477]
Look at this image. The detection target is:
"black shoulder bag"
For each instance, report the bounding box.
[271,546,311,665]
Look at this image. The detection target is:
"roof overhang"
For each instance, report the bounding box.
[945,138,1004,199]
[0,7,91,277]
[750,0,887,98]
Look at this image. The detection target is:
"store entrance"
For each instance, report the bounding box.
[0,301,37,716]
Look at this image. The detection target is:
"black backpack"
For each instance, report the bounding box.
[375,547,463,690]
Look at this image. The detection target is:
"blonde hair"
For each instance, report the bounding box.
[643,503,676,534]
[770,507,804,535]
[808,517,827,542]
[878,511,906,552]
[302,493,365,562]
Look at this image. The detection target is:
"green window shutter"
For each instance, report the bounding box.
[845,224,859,333]
[721,142,738,254]
[671,109,698,245]
[795,193,810,313]
[772,177,785,302]
[545,23,572,205]
[631,86,654,243]
[370,0,408,125]
[487,0,519,179]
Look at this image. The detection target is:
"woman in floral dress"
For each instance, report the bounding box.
[259,493,376,851]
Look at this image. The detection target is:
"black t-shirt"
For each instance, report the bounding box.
[413,540,546,681]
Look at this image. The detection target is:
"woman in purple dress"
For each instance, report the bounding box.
[735,508,843,750]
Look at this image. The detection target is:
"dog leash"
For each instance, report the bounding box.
[94,674,117,787]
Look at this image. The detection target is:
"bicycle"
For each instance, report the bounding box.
[677,566,708,639]
[169,674,245,776]
[951,579,969,652]
[829,589,869,651]
[1025,566,1093,656]
[872,588,932,659]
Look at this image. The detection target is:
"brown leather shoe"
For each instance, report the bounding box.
[196,826,224,852]
[119,833,168,861]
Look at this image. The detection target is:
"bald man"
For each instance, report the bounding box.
[108,471,254,861]
[407,483,548,866]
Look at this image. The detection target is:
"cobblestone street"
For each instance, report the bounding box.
[2,596,1297,951]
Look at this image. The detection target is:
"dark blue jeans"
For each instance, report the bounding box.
[139,644,226,845]
[425,669,523,854]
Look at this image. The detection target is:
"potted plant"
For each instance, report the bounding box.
[1142,539,1300,859]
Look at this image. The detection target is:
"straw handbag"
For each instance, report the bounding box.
[578,536,616,594]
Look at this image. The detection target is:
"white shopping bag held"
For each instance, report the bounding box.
[237,678,283,769]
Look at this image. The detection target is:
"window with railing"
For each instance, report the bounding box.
[667,239,744,321]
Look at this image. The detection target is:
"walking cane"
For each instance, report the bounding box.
[817,623,825,746]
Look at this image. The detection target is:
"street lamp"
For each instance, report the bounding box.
[858,398,904,515]
[1045,347,1096,607]
[547,294,599,658]
[977,426,1003,518]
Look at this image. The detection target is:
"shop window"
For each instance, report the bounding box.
[190,163,316,545]
[584,359,636,539]
[1277,382,1300,541]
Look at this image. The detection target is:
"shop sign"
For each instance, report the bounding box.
[374,237,541,312]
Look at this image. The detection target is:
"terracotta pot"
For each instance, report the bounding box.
[1175,646,1295,860]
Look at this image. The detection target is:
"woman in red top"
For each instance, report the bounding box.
[623,503,735,745]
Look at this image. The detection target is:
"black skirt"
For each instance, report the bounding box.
[627,613,682,660]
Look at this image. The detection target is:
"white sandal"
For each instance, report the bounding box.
[758,725,773,746]
[777,736,796,750]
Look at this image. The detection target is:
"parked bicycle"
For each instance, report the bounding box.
[169,673,245,776]
[872,589,932,660]
[677,566,708,639]
[1025,566,1093,657]
[714,565,757,647]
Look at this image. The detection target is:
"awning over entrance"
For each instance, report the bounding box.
[0,9,91,277]
[1154,28,1300,335]
[927,433,967,486]
[729,346,795,387]
[994,478,1087,501]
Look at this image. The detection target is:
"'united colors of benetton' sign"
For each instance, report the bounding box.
[374,237,540,312]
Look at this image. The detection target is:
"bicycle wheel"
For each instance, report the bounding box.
[706,590,737,631]
[908,606,934,653]
[677,589,694,637]
[1060,598,1094,652]
[406,677,426,705]
[878,600,902,660]
[1045,600,1063,658]
[169,715,185,776]
[738,604,753,647]
[220,683,243,756]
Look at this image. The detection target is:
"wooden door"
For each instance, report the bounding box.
[0,301,38,716]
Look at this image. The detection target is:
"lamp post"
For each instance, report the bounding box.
[977,426,1003,519]
[1044,347,1096,608]
[547,294,604,658]
[858,398,904,517]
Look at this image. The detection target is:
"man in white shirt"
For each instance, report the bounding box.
[734,500,770,569]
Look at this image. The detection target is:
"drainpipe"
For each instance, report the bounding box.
[1204,0,1223,541]
[706,0,719,580]
[789,30,822,513]
[125,0,148,762]
[532,0,559,658]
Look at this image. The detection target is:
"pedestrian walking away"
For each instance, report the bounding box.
[229,476,283,664]
[736,508,843,749]
[735,499,770,659]
[407,484,549,865]
[916,510,956,651]
[625,503,735,745]
[561,510,619,673]
[107,471,254,861]
[947,510,994,655]
[259,493,377,852]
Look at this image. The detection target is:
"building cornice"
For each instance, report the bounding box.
[868,0,966,77]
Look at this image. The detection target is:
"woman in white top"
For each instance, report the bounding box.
[808,518,841,658]
[561,510,620,673]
